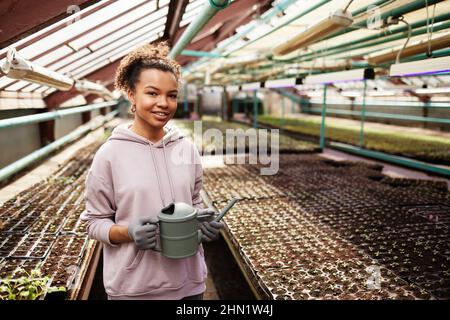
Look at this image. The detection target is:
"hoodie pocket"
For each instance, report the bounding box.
[125,249,144,271]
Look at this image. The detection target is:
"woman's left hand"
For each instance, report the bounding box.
[200,221,224,242]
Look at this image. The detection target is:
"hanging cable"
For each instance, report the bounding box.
[395,16,411,64]
[427,2,437,57]
[343,0,354,13]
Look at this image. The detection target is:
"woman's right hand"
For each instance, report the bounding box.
[127,217,158,250]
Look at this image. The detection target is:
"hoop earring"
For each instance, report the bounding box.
[131,105,136,113]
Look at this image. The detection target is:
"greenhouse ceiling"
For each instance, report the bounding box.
[0,0,449,106]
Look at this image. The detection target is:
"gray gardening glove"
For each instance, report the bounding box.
[197,207,218,222]
[128,217,158,250]
[200,221,224,242]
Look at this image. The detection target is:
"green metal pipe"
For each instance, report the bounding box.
[169,0,230,59]
[0,109,119,183]
[307,108,450,124]
[350,0,392,17]
[305,13,450,60]
[378,48,450,65]
[224,0,330,57]
[359,80,367,147]
[253,90,258,129]
[181,50,224,58]
[301,20,450,61]
[275,19,450,64]
[320,85,328,149]
[308,99,450,109]
[185,0,300,72]
[323,0,445,41]
[232,0,390,61]
[274,89,303,104]
[0,101,117,129]
[270,46,450,76]
[330,141,450,177]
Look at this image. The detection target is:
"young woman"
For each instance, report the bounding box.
[80,42,224,300]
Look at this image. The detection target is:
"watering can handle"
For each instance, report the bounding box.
[214,197,239,222]
[144,220,162,252]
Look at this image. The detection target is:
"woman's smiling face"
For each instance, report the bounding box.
[130,68,178,129]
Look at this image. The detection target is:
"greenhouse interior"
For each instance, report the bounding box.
[0,0,450,301]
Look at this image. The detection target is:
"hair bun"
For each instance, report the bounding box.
[114,41,181,94]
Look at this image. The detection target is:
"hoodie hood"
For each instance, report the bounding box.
[108,122,184,148]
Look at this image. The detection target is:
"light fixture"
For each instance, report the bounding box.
[225,85,241,92]
[264,77,303,88]
[241,82,263,91]
[368,33,450,65]
[75,80,114,99]
[304,68,375,85]
[272,9,353,56]
[389,56,450,77]
[414,87,450,94]
[1,48,115,98]
[1,48,74,91]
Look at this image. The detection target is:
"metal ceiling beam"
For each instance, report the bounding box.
[163,0,190,45]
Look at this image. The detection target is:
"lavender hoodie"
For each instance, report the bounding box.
[80,123,207,299]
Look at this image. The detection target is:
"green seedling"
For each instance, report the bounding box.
[0,269,66,300]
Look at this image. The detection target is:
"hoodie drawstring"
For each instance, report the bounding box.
[162,143,176,204]
[148,143,166,207]
[148,140,176,207]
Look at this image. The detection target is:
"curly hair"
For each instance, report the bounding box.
[114,41,181,94]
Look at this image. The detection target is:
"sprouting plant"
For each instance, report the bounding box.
[0,269,66,300]
[46,176,75,186]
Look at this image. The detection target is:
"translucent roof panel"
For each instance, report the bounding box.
[0,77,17,90]
[20,83,43,93]
[0,0,174,96]
[67,1,158,50]
[46,48,92,71]
[18,0,150,60]
[3,81,31,92]
[88,11,167,51]
[58,21,166,75]
[72,31,162,79]
[33,45,74,67]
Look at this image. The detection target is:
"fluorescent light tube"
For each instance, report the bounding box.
[1,48,74,91]
[226,85,240,92]
[75,80,114,99]
[273,9,353,56]
[265,77,302,88]
[241,82,263,91]
[414,87,450,94]
[369,33,450,65]
[390,56,450,77]
[304,68,375,85]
